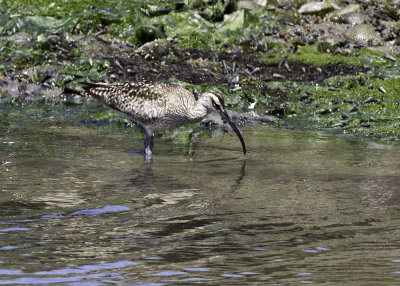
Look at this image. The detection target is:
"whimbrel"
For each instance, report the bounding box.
[74,80,246,158]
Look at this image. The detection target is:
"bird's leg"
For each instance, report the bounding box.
[143,134,153,162]
[149,135,154,151]
[144,135,153,156]
[133,122,153,161]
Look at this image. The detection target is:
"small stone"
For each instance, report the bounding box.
[328,86,340,91]
[332,120,348,127]
[349,106,358,112]
[272,73,286,80]
[343,98,356,104]
[298,2,334,16]
[316,108,331,115]
[363,97,377,104]
[135,38,173,59]
[361,122,371,128]
[370,117,380,123]
[300,94,310,101]
[384,54,396,62]
[344,24,381,45]
[329,4,361,20]
[378,86,387,94]
[342,12,369,26]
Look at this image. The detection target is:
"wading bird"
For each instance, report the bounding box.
[72,81,246,159]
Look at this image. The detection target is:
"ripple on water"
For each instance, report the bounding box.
[0,261,139,285]
[152,271,187,276]
[72,205,130,215]
[0,227,29,232]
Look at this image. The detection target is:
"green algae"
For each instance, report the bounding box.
[59,57,110,79]
[258,45,399,67]
[1,0,400,141]
[0,40,45,69]
[282,73,400,139]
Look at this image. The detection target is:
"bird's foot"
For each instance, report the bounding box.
[144,145,153,162]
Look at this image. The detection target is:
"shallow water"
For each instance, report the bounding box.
[1,103,400,285]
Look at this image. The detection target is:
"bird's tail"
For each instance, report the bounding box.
[62,82,100,97]
[61,85,83,97]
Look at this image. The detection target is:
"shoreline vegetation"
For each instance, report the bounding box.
[1,0,399,139]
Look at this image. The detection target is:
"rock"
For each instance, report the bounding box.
[344,24,381,45]
[343,98,356,104]
[343,12,370,26]
[329,4,361,23]
[298,2,334,16]
[316,39,338,53]
[237,1,261,10]
[332,120,348,127]
[349,106,358,112]
[277,9,301,25]
[364,97,378,103]
[378,86,387,93]
[300,94,310,101]
[78,36,113,58]
[134,38,174,59]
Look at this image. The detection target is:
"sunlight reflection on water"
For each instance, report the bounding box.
[1,107,400,285]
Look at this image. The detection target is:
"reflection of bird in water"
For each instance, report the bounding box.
[70,80,246,160]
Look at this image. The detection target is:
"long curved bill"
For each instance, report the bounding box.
[218,110,247,155]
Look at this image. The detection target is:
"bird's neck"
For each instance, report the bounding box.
[187,97,210,121]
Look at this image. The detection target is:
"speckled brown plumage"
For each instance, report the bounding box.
[78,80,246,158]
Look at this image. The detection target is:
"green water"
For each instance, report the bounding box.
[1,103,400,285]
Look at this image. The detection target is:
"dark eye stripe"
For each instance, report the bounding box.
[212,100,221,110]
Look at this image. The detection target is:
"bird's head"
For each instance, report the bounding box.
[200,91,246,155]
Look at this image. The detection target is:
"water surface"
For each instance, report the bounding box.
[1,103,400,285]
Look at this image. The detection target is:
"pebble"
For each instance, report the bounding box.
[298,2,334,15]
[343,98,356,104]
[349,106,358,112]
[384,54,397,62]
[300,94,310,101]
[378,86,387,93]
[370,117,380,123]
[363,97,377,104]
[344,24,381,45]
[343,12,370,26]
[332,120,348,127]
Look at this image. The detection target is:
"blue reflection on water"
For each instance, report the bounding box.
[303,249,318,253]
[0,272,115,285]
[152,271,187,276]
[0,246,19,251]
[41,215,66,219]
[222,273,242,278]
[130,283,164,286]
[0,269,23,275]
[72,205,130,215]
[0,227,29,232]
[163,277,213,282]
[0,261,139,285]
[184,267,209,272]
[35,261,139,275]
